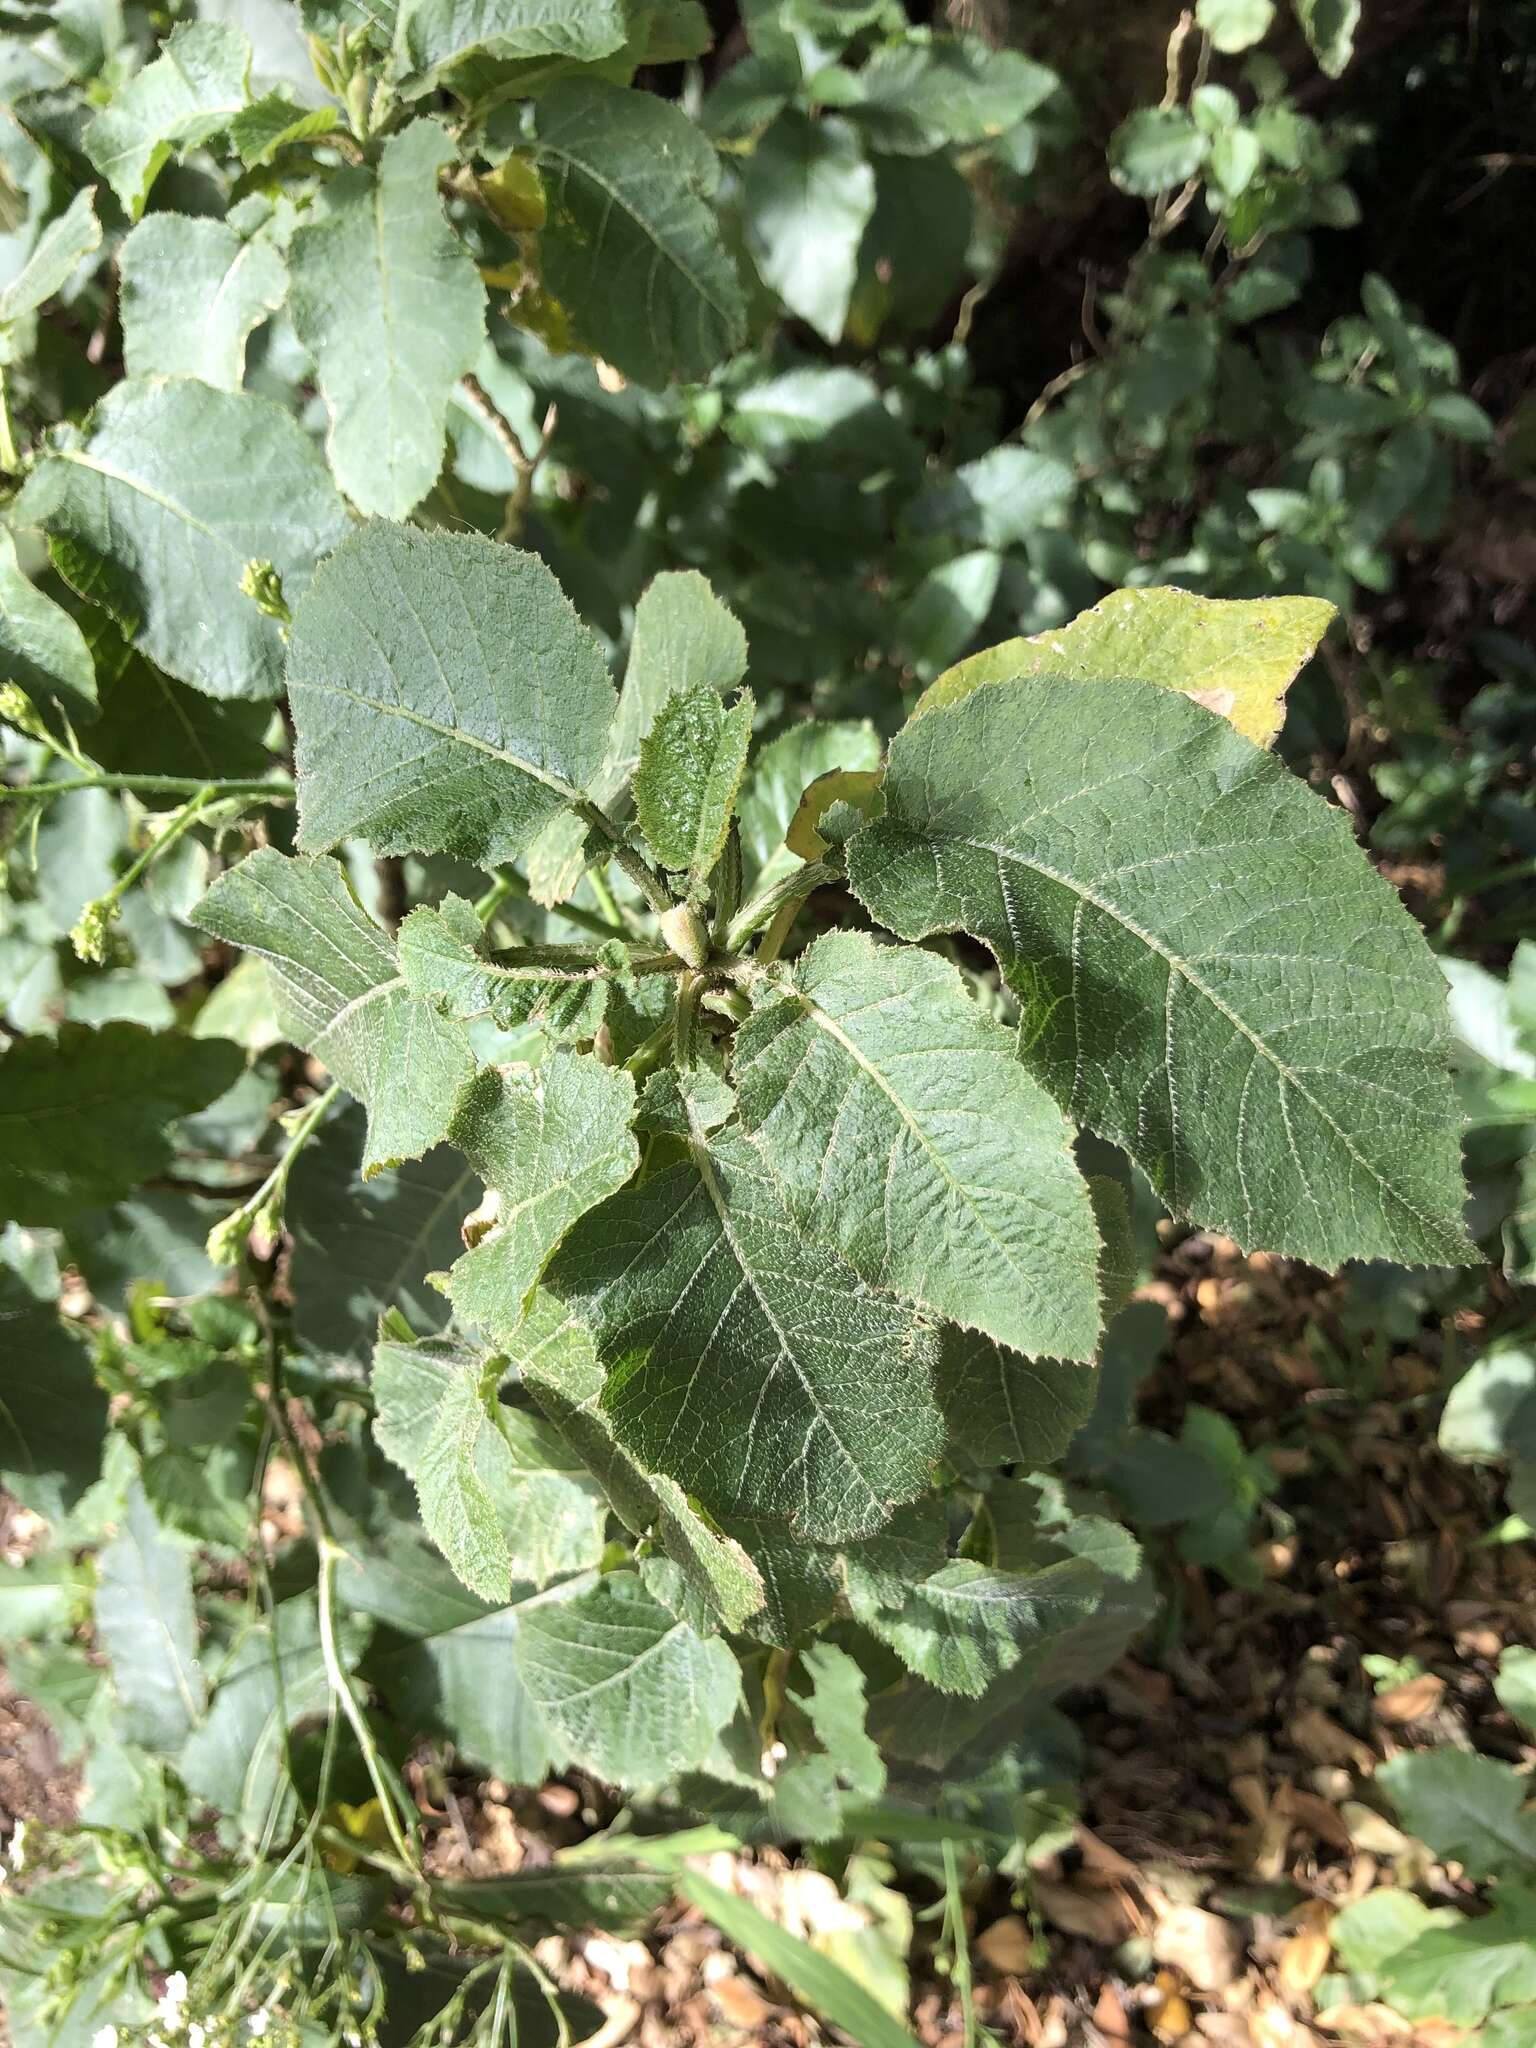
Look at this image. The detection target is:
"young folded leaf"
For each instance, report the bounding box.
[849,675,1472,1270]
[735,930,1102,1359]
[635,684,755,891]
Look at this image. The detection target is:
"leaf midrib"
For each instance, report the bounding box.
[968,831,1462,1255]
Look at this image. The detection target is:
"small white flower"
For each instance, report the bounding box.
[246,2013,270,2040]
[8,1820,27,1871]
[156,1972,189,2030]
[92,2028,119,2048]
[187,2025,206,2048]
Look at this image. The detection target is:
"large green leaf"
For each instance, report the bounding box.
[288,1109,475,1360]
[1377,1888,1536,2027]
[118,212,287,391]
[94,1481,205,1752]
[608,570,749,793]
[446,1054,638,1343]
[289,120,486,518]
[530,79,746,386]
[373,1331,606,1599]
[743,111,875,345]
[849,675,1472,1270]
[0,1024,243,1226]
[0,1262,108,1524]
[845,1546,1106,1698]
[736,931,1101,1360]
[84,22,251,215]
[1379,1750,1536,1882]
[0,529,97,740]
[935,1325,1097,1471]
[286,523,616,863]
[514,1570,740,1784]
[13,378,351,701]
[634,684,753,888]
[76,610,272,779]
[549,1123,943,1542]
[918,586,1337,749]
[194,850,474,1175]
[395,0,626,91]
[346,1534,569,1784]
[511,1292,765,1632]
[850,36,1056,155]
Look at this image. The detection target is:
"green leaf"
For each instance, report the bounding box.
[743,110,875,345]
[918,586,1337,749]
[94,1481,205,1752]
[635,684,754,886]
[0,185,101,324]
[908,447,1075,553]
[1438,1347,1536,1464]
[83,22,251,216]
[438,1861,672,1935]
[550,1122,944,1542]
[118,213,287,391]
[679,1873,922,2048]
[511,1292,765,1632]
[514,1570,741,1784]
[227,94,338,167]
[0,1024,243,1227]
[609,571,750,791]
[935,1325,1096,1472]
[398,894,638,1043]
[1378,1888,1536,2027]
[846,1552,1104,1697]
[850,37,1056,155]
[374,1335,607,1593]
[289,120,487,519]
[13,378,351,701]
[194,850,474,1175]
[76,609,272,779]
[529,78,746,386]
[1379,1750,1536,1882]
[1293,0,1359,77]
[849,674,1472,1270]
[181,1596,360,1844]
[396,0,627,92]
[792,1640,884,1799]
[1107,106,1208,197]
[347,1535,566,1784]
[1496,1646,1536,1734]
[286,524,616,863]
[1195,0,1276,53]
[739,717,881,891]
[0,1262,108,1524]
[0,529,97,740]
[445,1053,638,1342]
[288,1108,475,1360]
[736,931,1101,1359]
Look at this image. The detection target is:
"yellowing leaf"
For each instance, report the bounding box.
[915,585,1336,748]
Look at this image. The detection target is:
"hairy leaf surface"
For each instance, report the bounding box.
[846,1553,1106,1697]
[635,684,753,886]
[531,79,746,386]
[194,850,473,1175]
[515,1570,740,1783]
[13,378,350,700]
[287,524,616,862]
[549,1123,943,1542]
[849,676,1472,1268]
[446,1055,639,1341]
[84,22,251,215]
[0,529,97,738]
[736,931,1101,1358]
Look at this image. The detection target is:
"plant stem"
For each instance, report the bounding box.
[316,1537,420,1877]
[70,782,219,961]
[575,798,676,916]
[725,860,839,958]
[478,863,633,945]
[207,1083,340,1265]
[0,772,293,804]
